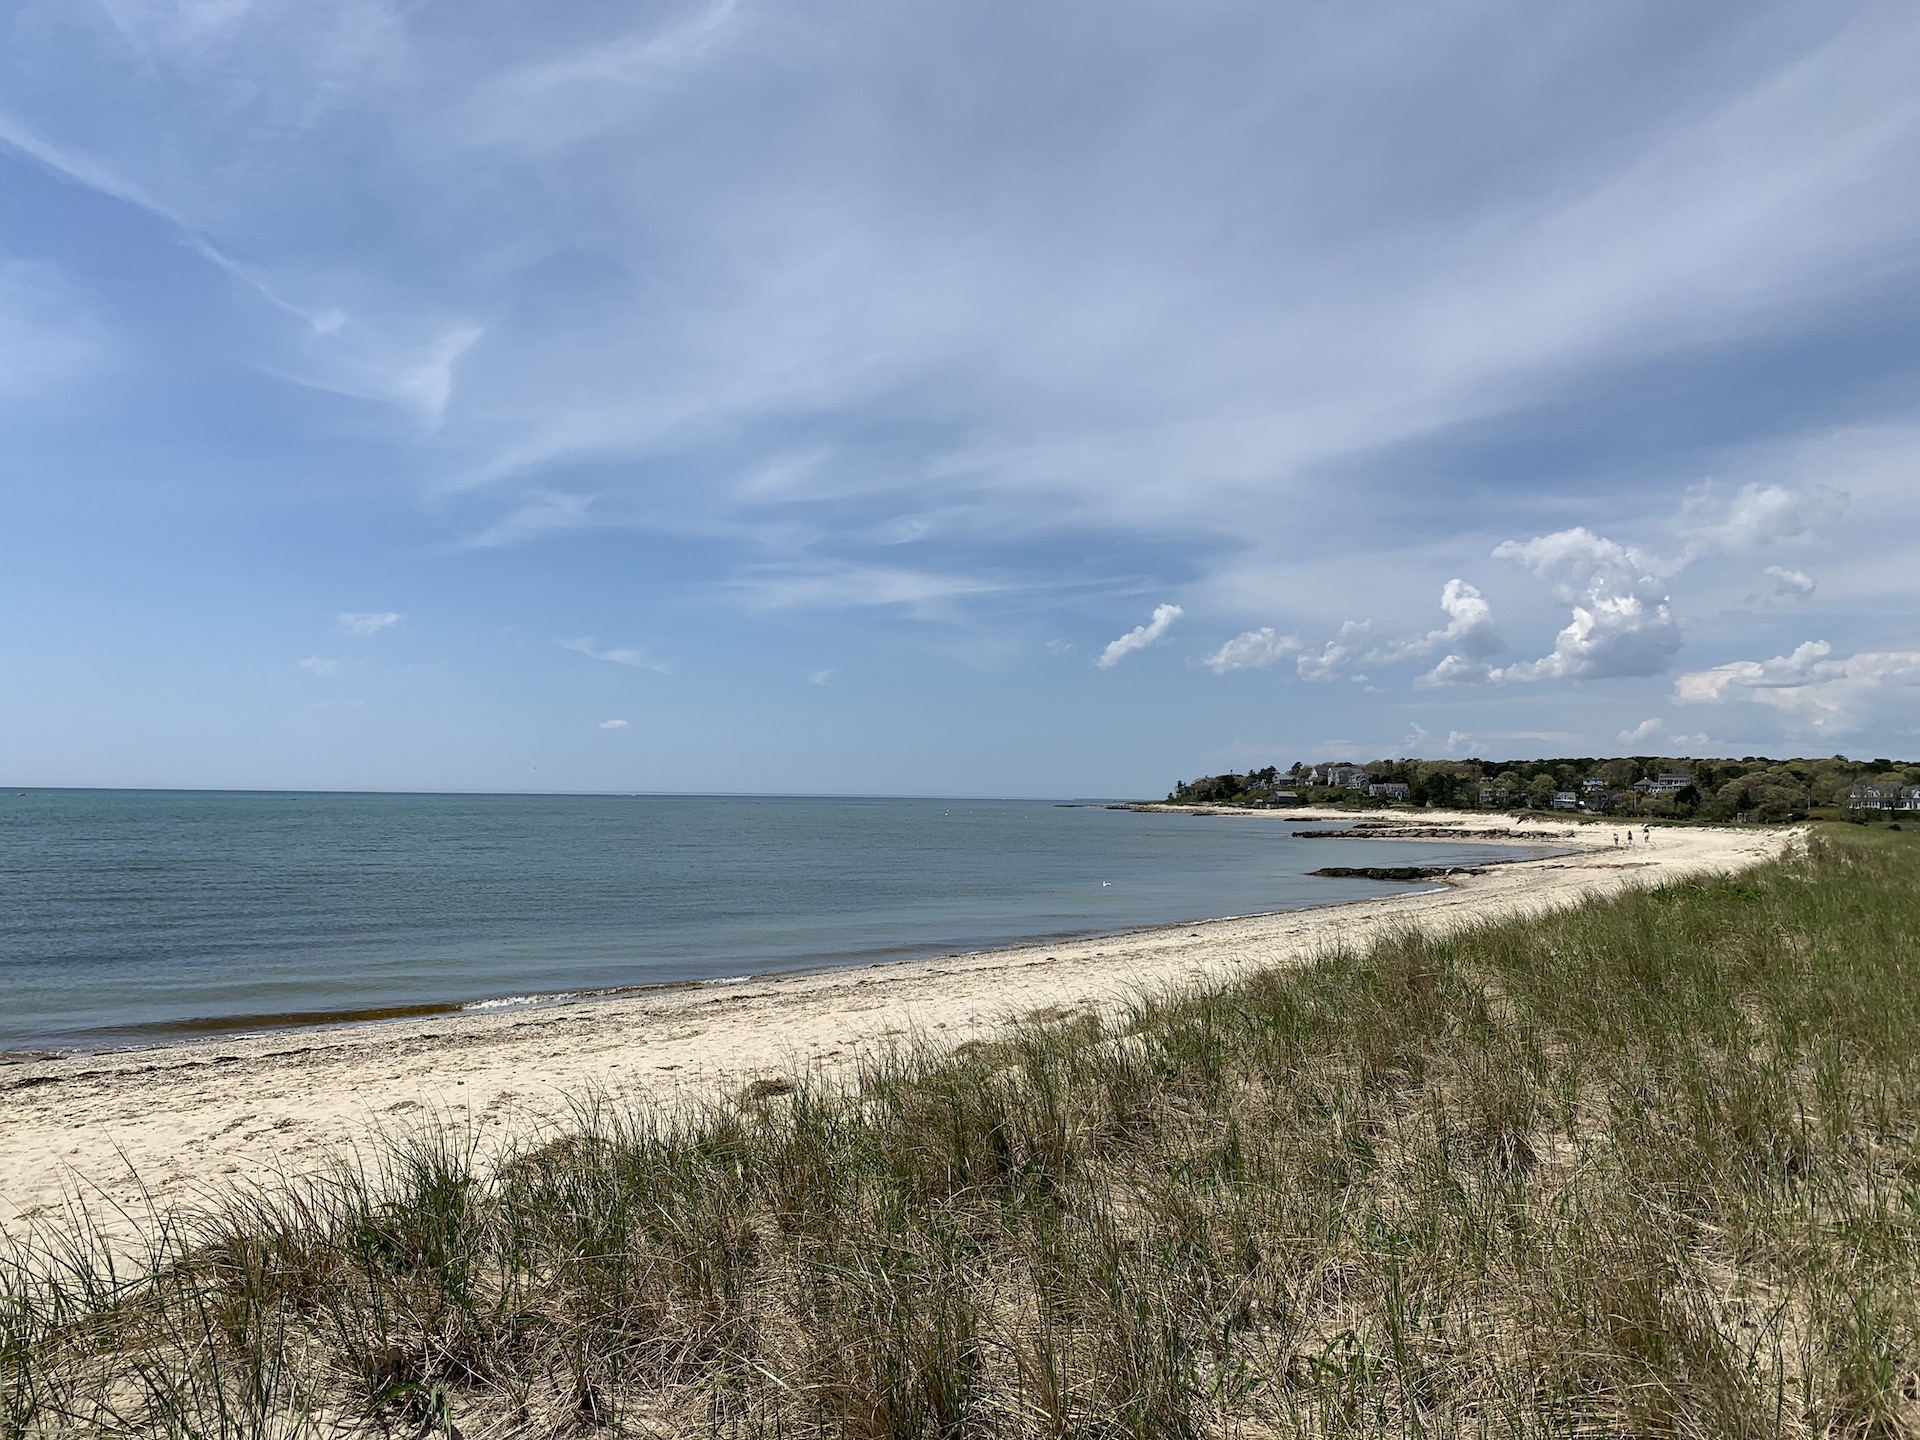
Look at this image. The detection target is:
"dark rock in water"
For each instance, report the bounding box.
[1309,865,1486,881]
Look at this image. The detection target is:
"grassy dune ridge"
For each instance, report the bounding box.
[5,829,1919,1437]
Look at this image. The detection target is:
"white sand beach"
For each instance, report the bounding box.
[0,811,1793,1234]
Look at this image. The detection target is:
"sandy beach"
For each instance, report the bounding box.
[0,811,1792,1234]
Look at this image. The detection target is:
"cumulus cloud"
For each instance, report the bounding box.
[1490,528,1680,681]
[598,718,629,729]
[1219,582,1500,687]
[337,611,402,636]
[1203,627,1301,674]
[1427,580,1502,657]
[1296,621,1376,683]
[1096,603,1182,669]
[1409,579,1503,685]
[1673,641,1920,735]
[560,637,669,672]
[1681,481,1847,555]
[1764,566,1816,599]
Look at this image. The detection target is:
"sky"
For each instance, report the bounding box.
[1,0,1918,797]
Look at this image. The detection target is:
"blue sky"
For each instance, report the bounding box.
[2,0,1917,796]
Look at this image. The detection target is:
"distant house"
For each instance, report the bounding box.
[1368,783,1410,801]
[1270,790,1301,806]
[1849,782,1893,811]
[1324,765,1370,789]
[1651,772,1694,792]
[1581,777,1608,793]
[1900,787,1920,812]
[1552,791,1580,811]
[1477,785,1512,808]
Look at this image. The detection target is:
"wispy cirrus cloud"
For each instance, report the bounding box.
[337,611,402,636]
[0,258,110,398]
[12,1,1918,571]
[460,492,596,550]
[560,637,669,672]
[722,562,1016,617]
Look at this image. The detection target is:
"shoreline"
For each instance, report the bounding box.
[0,811,1790,1234]
[0,807,1557,1064]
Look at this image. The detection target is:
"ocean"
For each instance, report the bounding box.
[0,790,1556,1054]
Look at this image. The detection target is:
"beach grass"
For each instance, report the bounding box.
[5,826,1919,1437]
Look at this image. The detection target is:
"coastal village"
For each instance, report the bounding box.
[1167,754,1920,822]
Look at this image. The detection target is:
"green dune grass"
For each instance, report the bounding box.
[5,827,1918,1437]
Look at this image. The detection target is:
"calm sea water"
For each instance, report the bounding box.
[0,791,1555,1054]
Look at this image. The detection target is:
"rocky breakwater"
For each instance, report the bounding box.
[1307,864,1488,881]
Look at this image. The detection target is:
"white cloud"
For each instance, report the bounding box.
[1614,718,1710,749]
[1427,579,1501,658]
[1408,579,1503,685]
[1217,581,1500,687]
[1442,729,1579,755]
[724,563,1014,617]
[1673,641,1920,735]
[14,0,1917,582]
[1096,603,1182,669]
[808,669,832,685]
[461,491,596,549]
[1297,621,1376,683]
[1681,481,1847,555]
[1203,627,1301,675]
[559,637,670,672]
[1764,565,1816,599]
[297,655,341,676]
[1490,528,1681,681]
[598,718,629,729]
[1415,654,1480,687]
[337,610,402,636]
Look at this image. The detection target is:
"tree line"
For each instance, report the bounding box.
[1166,754,1920,822]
